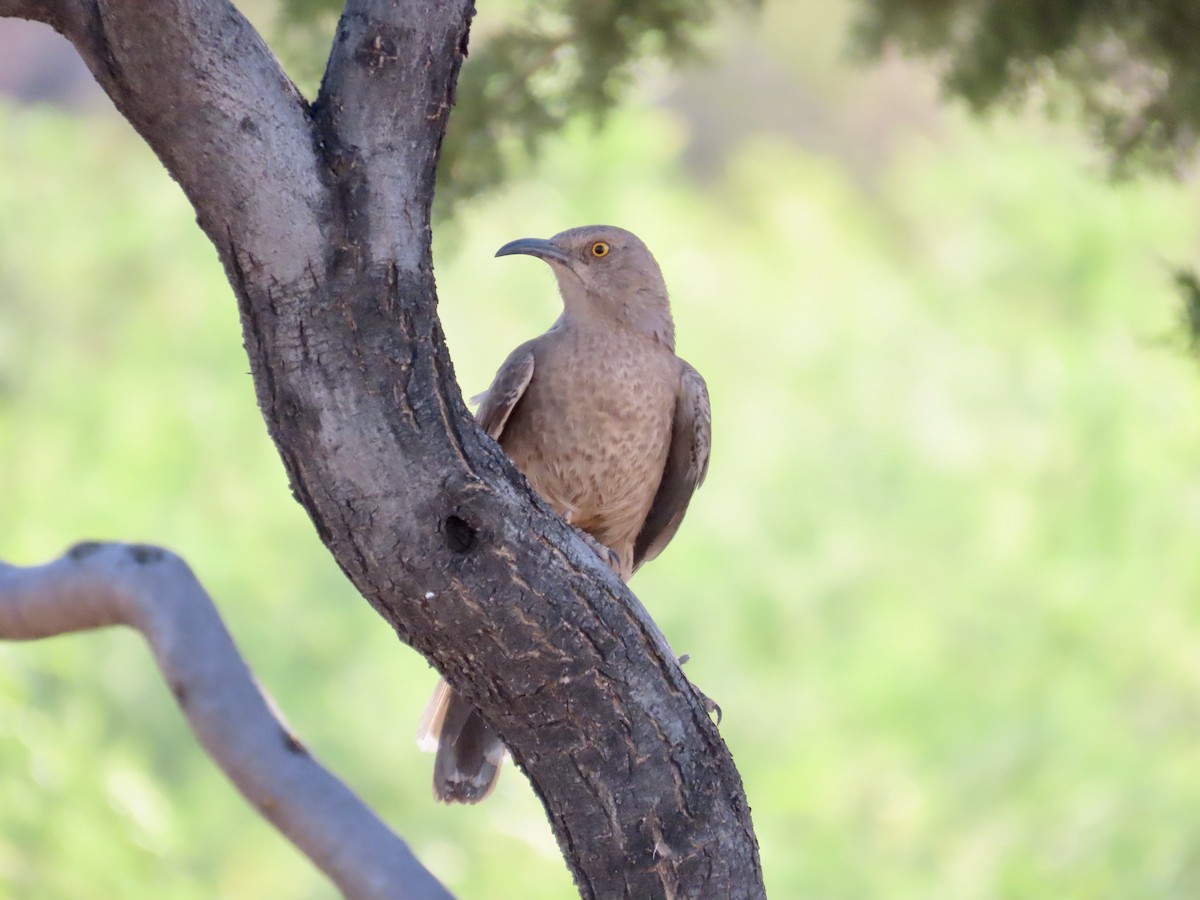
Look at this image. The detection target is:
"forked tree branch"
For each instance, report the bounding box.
[1,0,765,895]
[0,542,454,900]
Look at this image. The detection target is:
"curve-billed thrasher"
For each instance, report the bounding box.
[417,225,711,803]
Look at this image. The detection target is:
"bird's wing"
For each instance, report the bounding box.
[633,361,711,569]
[473,342,536,440]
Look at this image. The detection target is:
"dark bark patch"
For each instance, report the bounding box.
[457,4,474,59]
[67,541,103,561]
[281,727,308,756]
[356,26,410,71]
[129,544,164,565]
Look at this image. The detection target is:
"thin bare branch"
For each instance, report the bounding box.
[0,542,454,900]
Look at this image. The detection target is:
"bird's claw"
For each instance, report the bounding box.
[676,654,721,725]
[576,529,622,576]
[698,691,722,725]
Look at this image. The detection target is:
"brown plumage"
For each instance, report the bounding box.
[417,225,711,804]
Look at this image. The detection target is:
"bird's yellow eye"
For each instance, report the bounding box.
[591,241,610,258]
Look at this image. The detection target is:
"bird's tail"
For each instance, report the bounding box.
[416,678,506,804]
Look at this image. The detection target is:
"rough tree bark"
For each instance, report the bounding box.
[0,0,764,896]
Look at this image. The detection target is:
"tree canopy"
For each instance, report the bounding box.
[855,0,1200,178]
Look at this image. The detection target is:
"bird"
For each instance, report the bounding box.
[417,225,711,804]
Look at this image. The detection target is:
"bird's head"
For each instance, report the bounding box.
[495,225,675,348]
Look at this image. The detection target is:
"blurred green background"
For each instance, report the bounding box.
[5,2,1200,898]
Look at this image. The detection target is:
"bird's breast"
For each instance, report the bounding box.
[500,327,678,551]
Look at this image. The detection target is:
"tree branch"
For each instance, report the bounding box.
[0,542,454,900]
[313,0,471,267]
[1,0,766,894]
[1,0,330,285]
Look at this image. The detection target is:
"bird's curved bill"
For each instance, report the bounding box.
[494,237,570,265]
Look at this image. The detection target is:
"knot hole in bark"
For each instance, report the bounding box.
[443,515,476,553]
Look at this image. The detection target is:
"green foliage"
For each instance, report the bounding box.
[270,0,739,212]
[439,0,743,212]
[1174,268,1200,361]
[5,72,1200,896]
[854,0,1200,176]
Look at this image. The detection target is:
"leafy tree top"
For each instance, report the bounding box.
[854,0,1200,178]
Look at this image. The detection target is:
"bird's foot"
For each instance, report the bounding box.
[575,529,622,577]
[676,654,721,724]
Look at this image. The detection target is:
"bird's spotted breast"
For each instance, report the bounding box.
[500,322,679,566]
